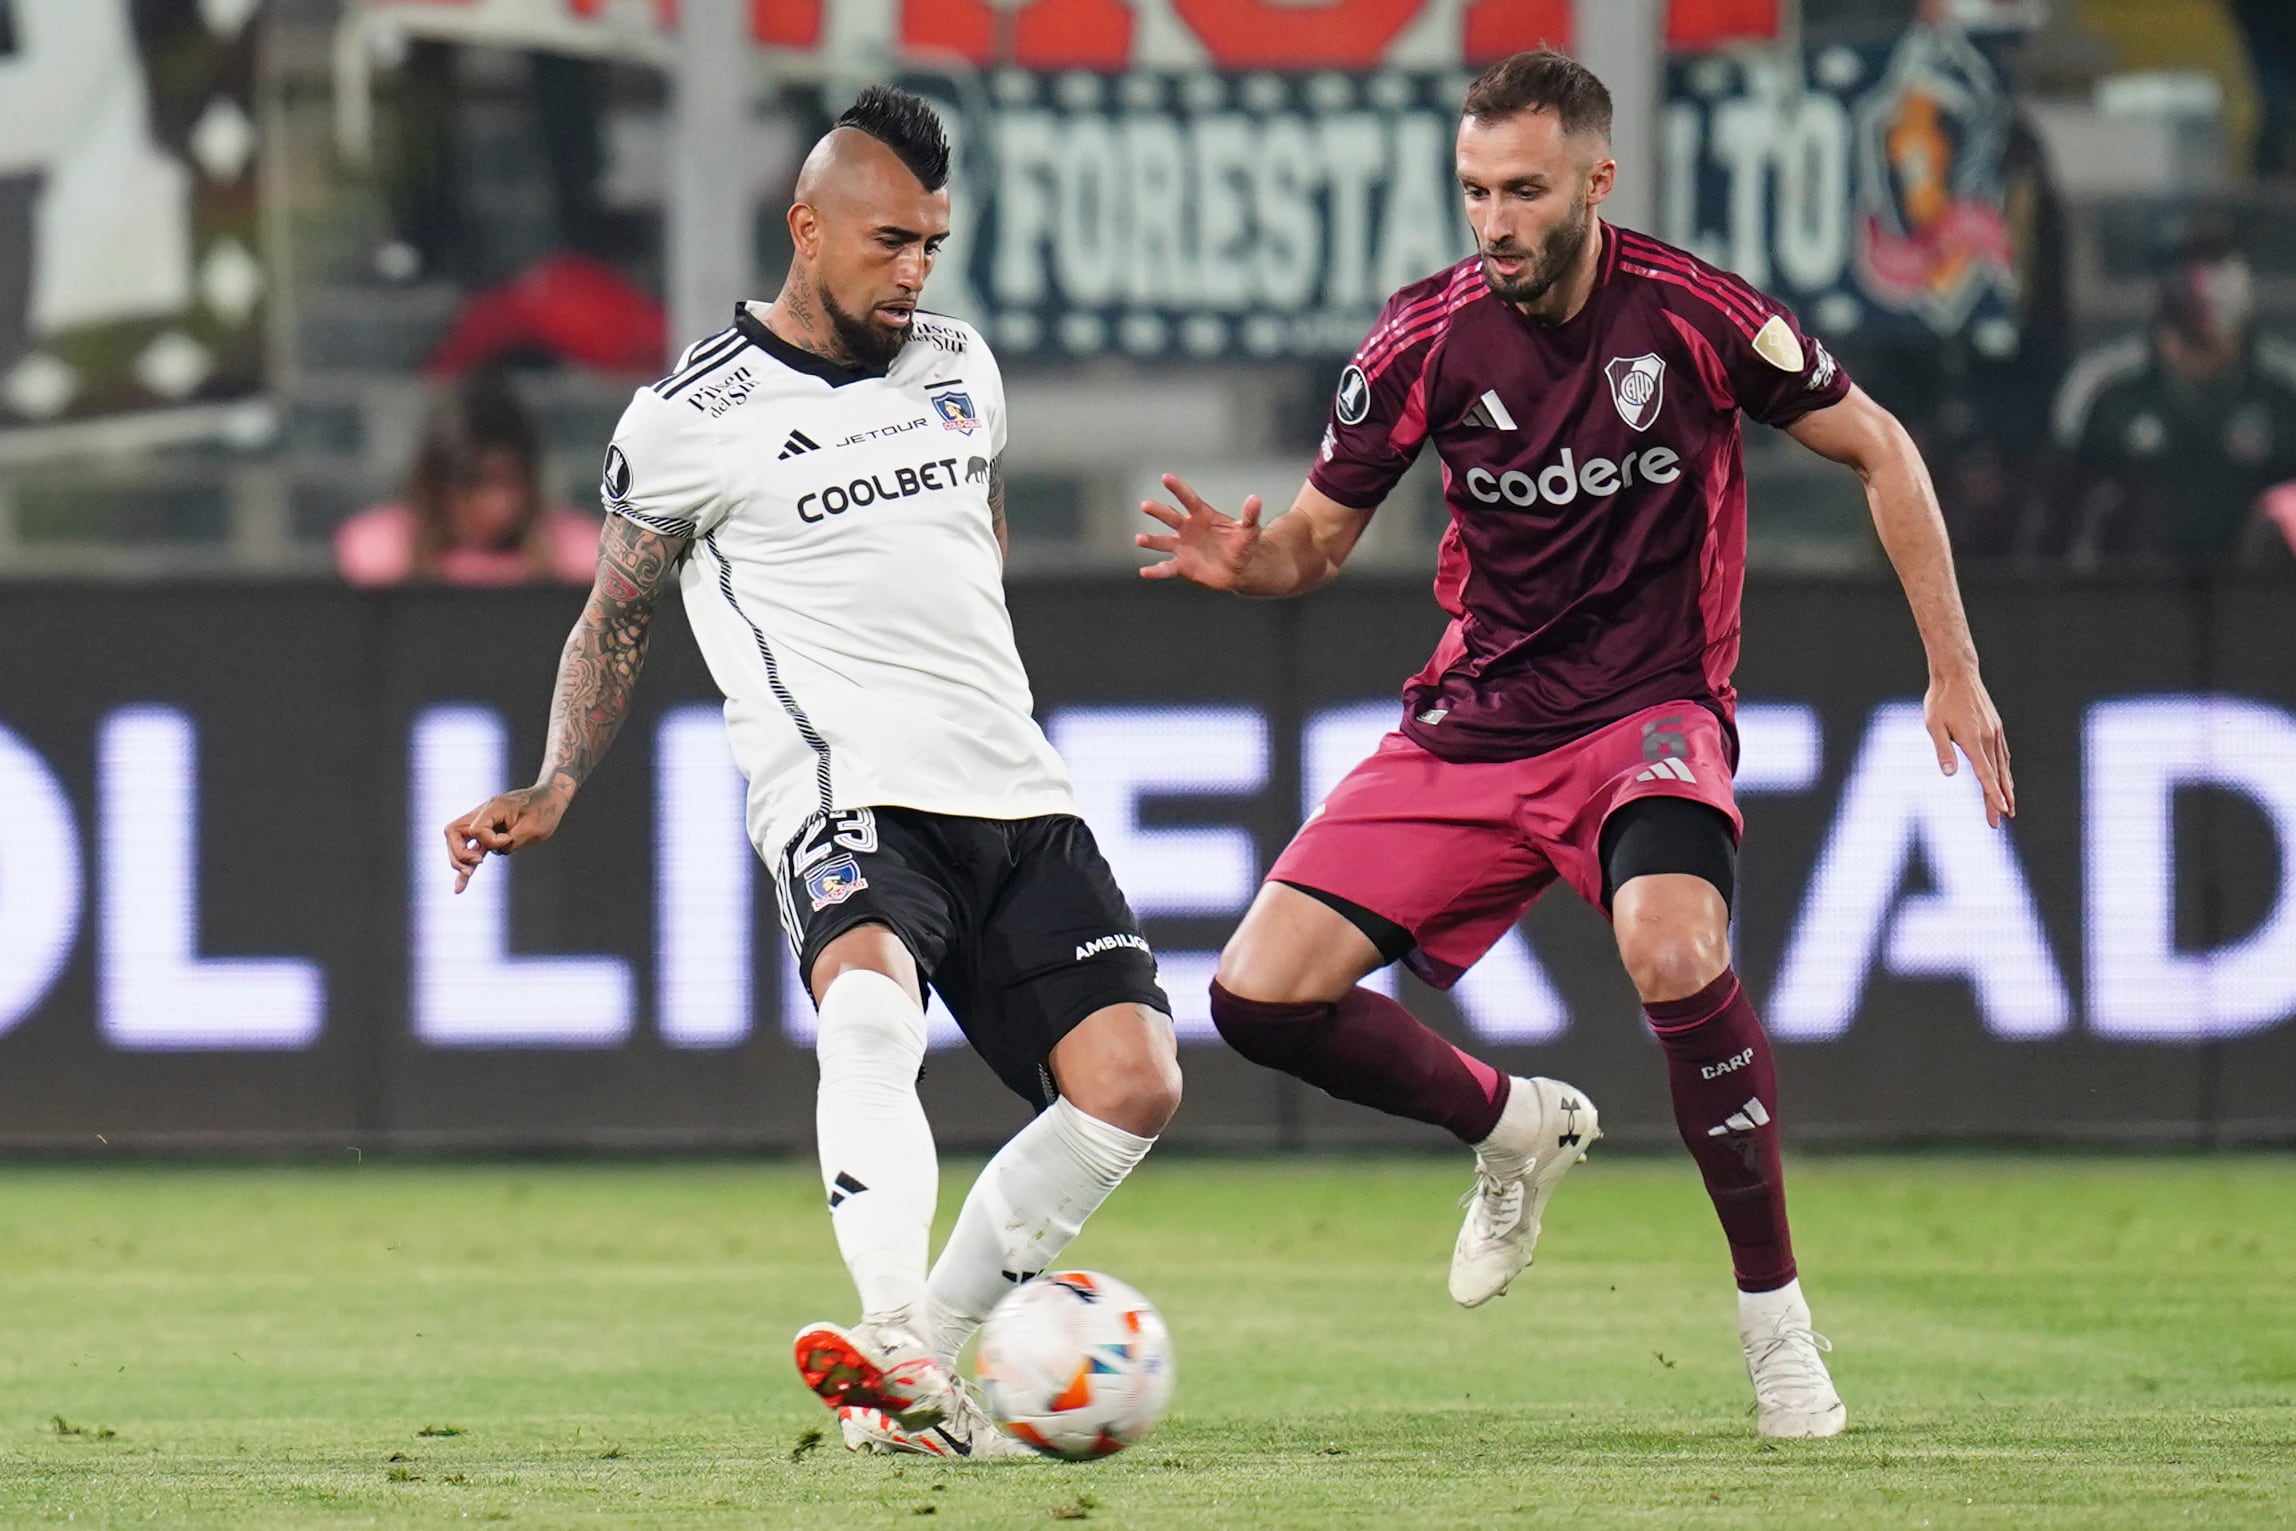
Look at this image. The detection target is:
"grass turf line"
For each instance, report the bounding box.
[1,1156,2290,1528]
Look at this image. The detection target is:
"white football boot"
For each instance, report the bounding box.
[1449,1076,1600,1307]
[1738,1279,1847,1438]
[838,1387,1037,1460]
[793,1318,958,1430]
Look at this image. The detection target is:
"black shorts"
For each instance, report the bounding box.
[777,807,1170,1107]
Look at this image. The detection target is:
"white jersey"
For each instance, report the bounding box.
[602,302,1076,862]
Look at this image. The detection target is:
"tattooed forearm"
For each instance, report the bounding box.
[538,516,688,795]
[987,452,1007,558]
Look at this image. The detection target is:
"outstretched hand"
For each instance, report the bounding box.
[443,782,571,893]
[1136,474,1264,590]
[1925,668,2016,827]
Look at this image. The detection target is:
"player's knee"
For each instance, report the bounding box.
[1617,923,1729,1006]
[808,923,921,1008]
[1212,938,1343,1007]
[1063,1035,1181,1137]
[812,968,928,1066]
[1123,1045,1184,1135]
[1207,979,1329,1072]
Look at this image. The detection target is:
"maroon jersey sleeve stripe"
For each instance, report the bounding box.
[1361,266,1474,355]
[1616,231,1774,316]
[1616,237,1772,337]
[1359,307,1451,374]
[1364,275,1490,382]
[1363,309,1457,383]
[1359,263,1481,371]
[1620,257,1766,340]
[1360,291,1450,361]
[1661,307,1738,410]
[1620,248,1770,336]
[1391,368,1433,456]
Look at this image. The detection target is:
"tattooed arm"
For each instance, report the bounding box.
[443,516,689,891]
[987,452,1008,559]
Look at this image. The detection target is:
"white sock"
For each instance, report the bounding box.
[813,969,937,1324]
[921,1098,1155,1368]
[1474,1075,1544,1174]
[1738,1276,1810,1331]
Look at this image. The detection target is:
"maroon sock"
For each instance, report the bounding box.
[1646,969,1797,1293]
[1209,980,1510,1144]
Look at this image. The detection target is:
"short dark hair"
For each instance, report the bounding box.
[1462,49,1612,141]
[837,85,952,191]
[406,370,544,572]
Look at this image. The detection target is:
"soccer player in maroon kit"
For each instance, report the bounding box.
[1138,51,2014,1437]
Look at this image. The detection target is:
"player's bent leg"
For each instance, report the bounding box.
[920,1003,1173,1374]
[795,923,957,1428]
[1208,883,1511,1143]
[1043,1000,1182,1139]
[1610,820,1843,1437]
[1207,884,1596,1306]
[1214,879,1391,1004]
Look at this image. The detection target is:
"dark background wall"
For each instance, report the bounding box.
[1,574,2291,1152]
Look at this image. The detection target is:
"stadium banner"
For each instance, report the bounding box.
[330,0,1786,360]
[1659,23,2021,347]
[900,69,1478,362]
[332,0,1780,76]
[1,575,2293,1152]
[842,22,2026,361]
[0,0,270,448]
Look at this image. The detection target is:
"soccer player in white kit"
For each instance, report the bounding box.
[443,88,1181,1460]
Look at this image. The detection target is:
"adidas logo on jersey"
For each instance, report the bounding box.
[1460,389,1518,430]
[778,429,821,459]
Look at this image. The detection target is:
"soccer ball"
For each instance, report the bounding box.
[973,1270,1175,1459]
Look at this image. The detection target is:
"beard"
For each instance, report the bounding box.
[820,283,912,372]
[1481,192,1591,306]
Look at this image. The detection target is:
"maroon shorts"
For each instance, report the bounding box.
[1267,701,1741,989]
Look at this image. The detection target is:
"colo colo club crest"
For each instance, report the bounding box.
[1604,353,1666,432]
[805,854,869,911]
[932,388,980,434]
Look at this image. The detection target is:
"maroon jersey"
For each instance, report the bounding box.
[1309,224,1850,763]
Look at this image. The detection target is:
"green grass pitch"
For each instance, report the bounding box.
[3,1155,2291,1528]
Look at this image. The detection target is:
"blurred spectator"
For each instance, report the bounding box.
[2232,0,2296,177]
[2047,221,2296,566]
[1886,107,2073,561]
[337,373,598,586]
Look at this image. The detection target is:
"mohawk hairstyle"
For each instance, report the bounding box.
[1462,48,1612,142]
[837,85,952,192]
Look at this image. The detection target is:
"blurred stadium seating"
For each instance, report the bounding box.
[5,0,2295,575]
